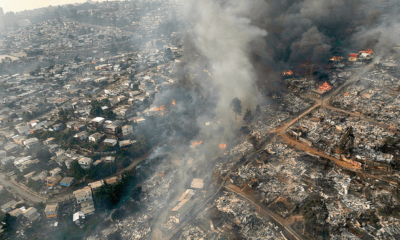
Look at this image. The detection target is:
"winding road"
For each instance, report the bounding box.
[0,174,46,203]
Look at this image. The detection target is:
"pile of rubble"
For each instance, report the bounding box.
[179,226,207,240]
[215,192,287,239]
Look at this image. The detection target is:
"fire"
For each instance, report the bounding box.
[158,172,164,178]
[171,100,176,106]
[359,49,373,54]
[192,141,203,146]
[282,70,294,76]
[219,143,227,149]
[330,56,343,61]
[154,105,166,112]
[188,158,194,164]
[318,81,332,92]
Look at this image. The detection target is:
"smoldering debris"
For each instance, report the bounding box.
[214,192,287,239]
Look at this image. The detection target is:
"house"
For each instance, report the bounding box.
[93,159,103,166]
[74,122,86,131]
[190,178,204,189]
[46,175,62,187]
[89,132,105,143]
[13,135,27,146]
[16,125,31,135]
[66,121,77,129]
[1,200,18,213]
[45,137,55,145]
[65,159,76,169]
[171,198,195,223]
[122,125,133,136]
[101,156,115,163]
[91,117,105,127]
[4,142,19,153]
[0,114,12,123]
[9,208,23,217]
[44,203,59,218]
[54,155,69,167]
[60,177,75,187]
[73,211,81,225]
[103,138,118,147]
[30,127,43,135]
[53,123,62,131]
[81,199,95,216]
[119,140,136,148]
[105,176,119,185]
[105,120,123,135]
[22,207,40,222]
[78,157,93,169]
[88,180,104,191]
[74,131,89,140]
[132,116,146,124]
[24,138,39,149]
[14,156,32,168]
[73,187,93,204]
[49,167,62,176]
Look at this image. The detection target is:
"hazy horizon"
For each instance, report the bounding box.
[1,0,114,13]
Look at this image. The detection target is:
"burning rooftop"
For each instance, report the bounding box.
[359,49,373,54]
[318,81,332,92]
[282,70,294,76]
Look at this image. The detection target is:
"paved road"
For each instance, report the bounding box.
[0,174,46,203]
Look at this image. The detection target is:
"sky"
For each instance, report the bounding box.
[0,0,109,13]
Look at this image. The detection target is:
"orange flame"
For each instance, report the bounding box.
[154,105,166,112]
[192,141,203,146]
[188,158,194,164]
[171,100,176,106]
[158,172,164,178]
[319,82,332,92]
[359,49,373,54]
[330,56,343,61]
[219,143,227,149]
[282,70,294,76]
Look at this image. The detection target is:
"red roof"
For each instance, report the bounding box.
[349,53,358,58]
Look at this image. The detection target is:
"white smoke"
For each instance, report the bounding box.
[185,0,267,120]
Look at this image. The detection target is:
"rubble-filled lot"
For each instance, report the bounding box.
[331,69,400,128]
[289,108,395,163]
[177,192,287,240]
[274,93,313,114]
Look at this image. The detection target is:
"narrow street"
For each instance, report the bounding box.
[224,184,306,240]
[0,174,47,203]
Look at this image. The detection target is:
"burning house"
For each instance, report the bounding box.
[311,81,332,98]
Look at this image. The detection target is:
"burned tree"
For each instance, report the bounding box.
[230,97,242,119]
[335,126,354,155]
[243,109,253,124]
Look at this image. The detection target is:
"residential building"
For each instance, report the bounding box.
[44,203,59,218]
[89,132,105,143]
[73,187,93,204]
[78,157,93,169]
[24,137,39,149]
[60,177,75,187]
[1,200,18,213]
[22,207,40,222]
[103,138,118,146]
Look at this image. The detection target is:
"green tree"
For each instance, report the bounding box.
[36,149,52,162]
[1,213,17,234]
[71,160,85,179]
